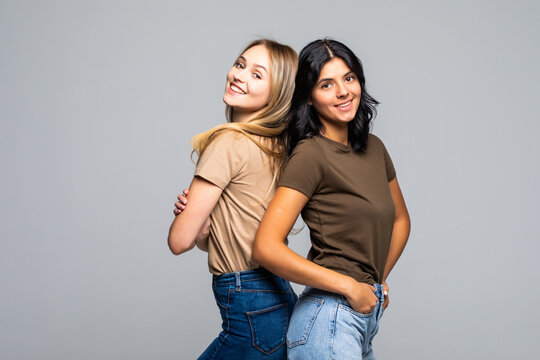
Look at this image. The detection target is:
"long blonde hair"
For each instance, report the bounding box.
[191,39,298,189]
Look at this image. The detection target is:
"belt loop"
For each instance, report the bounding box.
[235,272,241,291]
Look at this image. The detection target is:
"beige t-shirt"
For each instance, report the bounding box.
[194,131,274,275]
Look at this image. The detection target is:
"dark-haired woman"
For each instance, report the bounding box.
[253,39,410,359]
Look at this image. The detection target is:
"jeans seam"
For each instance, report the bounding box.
[235,289,288,293]
[330,301,338,359]
[213,276,274,285]
[287,296,324,348]
[223,285,231,337]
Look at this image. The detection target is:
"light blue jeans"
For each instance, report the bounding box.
[286,284,385,360]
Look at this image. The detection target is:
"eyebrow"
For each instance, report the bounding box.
[316,71,355,86]
[238,56,268,73]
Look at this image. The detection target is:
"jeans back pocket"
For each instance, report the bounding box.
[286,295,324,349]
[247,302,289,354]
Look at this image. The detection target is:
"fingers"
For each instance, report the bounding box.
[382,280,389,294]
[349,283,378,314]
[382,281,389,310]
[383,295,390,310]
[173,188,189,216]
[177,194,187,205]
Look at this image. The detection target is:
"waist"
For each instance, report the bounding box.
[303,283,385,303]
[212,267,280,286]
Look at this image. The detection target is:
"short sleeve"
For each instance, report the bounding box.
[278,140,324,198]
[382,142,396,181]
[194,132,247,189]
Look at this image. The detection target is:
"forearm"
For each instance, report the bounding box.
[194,218,211,252]
[168,215,199,254]
[167,177,223,255]
[253,240,355,296]
[383,217,410,281]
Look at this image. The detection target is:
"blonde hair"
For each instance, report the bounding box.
[191,39,298,189]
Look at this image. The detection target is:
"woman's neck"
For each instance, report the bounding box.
[320,124,349,146]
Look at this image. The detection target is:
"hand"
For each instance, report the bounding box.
[382,280,389,310]
[173,188,189,215]
[344,280,378,314]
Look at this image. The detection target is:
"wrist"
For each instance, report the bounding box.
[336,275,356,298]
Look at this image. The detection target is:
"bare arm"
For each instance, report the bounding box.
[167,176,222,255]
[380,176,410,309]
[382,176,411,281]
[253,187,378,314]
[171,188,212,252]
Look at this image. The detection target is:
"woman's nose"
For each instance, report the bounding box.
[233,69,247,83]
[336,82,349,98]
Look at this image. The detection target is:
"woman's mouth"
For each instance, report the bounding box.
[229,83,246,95]
[335,99,353,111]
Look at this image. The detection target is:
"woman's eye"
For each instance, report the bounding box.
[235,62,245,69]
[345,75,355,82]
[253,72,262,79]
[321,83,331,89]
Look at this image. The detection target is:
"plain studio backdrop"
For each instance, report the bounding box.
[1,0,539,359]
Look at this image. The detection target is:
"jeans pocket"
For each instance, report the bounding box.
[247,302,289,355]
[286,295,324,349]
[212,284,230,310]
[338,302,377,318]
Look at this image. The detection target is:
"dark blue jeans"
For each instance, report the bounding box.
[198,268,298,360]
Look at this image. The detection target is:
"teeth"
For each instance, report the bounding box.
[338,101,351,108]
[230,84,245,94]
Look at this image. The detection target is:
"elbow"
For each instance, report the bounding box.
[252,235,275,268]
[394,212,411,238]
[251,238,265,265]
[396,207,411,228]
[168,233,194,255]
[404,211,411,232]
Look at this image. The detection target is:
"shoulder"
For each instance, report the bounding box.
[367,133,389,152]
[291,136,321,155]
[204,131,252,156]
[367,133,383,145]
[284,137,325,173]
[211,130,249,147]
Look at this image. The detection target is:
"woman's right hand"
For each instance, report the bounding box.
[344,280,378,314]
[173,188,189,215]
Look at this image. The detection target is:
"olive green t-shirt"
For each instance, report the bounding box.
[278,134,396,284]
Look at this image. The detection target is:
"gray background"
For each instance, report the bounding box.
[1,0,539,359]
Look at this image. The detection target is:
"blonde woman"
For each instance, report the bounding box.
[168,39,298,360]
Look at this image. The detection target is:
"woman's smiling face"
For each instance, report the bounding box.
[310,57,361,129]
[223,45,272,120]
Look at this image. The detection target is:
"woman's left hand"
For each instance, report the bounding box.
[382,281,389,310]
[173,188,189,215]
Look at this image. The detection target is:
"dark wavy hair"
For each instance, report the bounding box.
[285,39,379,155]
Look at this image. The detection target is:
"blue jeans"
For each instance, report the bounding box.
[286,284,385,360]
[198,268,298,360]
